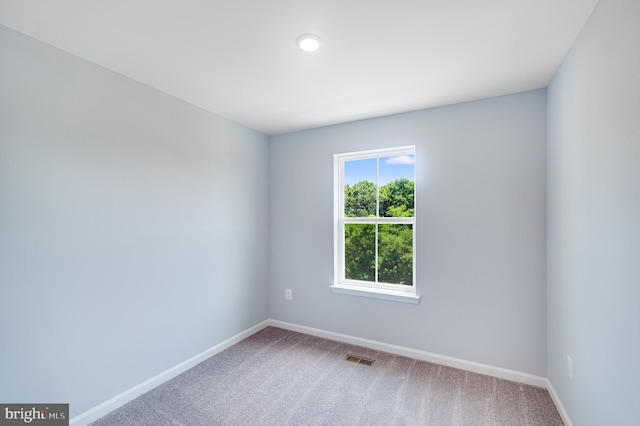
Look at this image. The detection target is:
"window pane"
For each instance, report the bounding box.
[379,155,414,217]
[344,223,375,281]
[378,224,413,285]
[344,158,376,217]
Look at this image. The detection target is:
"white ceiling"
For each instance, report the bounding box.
[0,0,599,135]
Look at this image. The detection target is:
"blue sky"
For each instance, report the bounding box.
[344,155,414,185]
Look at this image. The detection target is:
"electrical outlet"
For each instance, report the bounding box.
[567,355,573,380]
[285,289,292,300]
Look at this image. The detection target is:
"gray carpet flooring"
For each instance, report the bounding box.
[92,326,563,425]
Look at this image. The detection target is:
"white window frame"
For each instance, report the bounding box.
[331,146,419,304]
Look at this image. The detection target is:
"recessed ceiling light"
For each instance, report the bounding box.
[296,34,321,52]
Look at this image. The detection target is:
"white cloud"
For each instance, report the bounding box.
[385,155,414,165]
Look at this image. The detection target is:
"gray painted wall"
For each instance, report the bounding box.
[547,0,640,424]
[269,90,548,376]
[0,26,269,417]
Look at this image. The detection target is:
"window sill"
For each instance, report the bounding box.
[330,284,420,304]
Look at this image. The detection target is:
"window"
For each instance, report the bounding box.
[332,146,418,303]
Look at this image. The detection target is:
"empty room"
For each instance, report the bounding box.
[1,0,638,425]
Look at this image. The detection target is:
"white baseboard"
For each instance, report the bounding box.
[70,320,270,426]
[268,319,548,388]
[546,379,573,426]
[71,318,570,425]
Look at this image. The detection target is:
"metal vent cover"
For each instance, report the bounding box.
[345,354,376,366]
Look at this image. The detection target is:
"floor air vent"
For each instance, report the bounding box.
[345,354,376,366]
